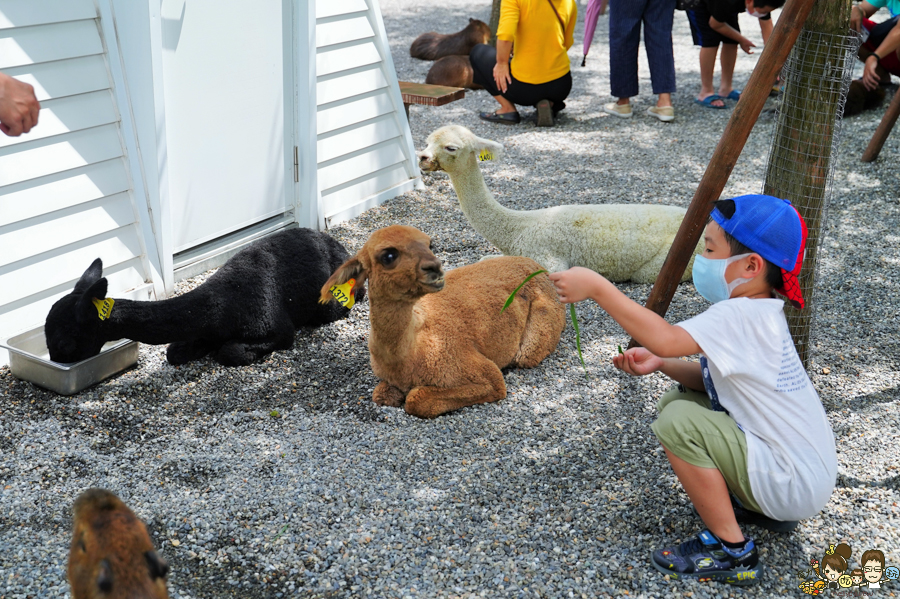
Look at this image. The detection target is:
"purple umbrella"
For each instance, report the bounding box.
[582,0,608,66]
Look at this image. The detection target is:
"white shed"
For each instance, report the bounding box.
[0,0,421,366]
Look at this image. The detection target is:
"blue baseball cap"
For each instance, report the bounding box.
[711,194,808,308]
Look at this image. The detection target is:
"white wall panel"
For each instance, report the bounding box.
[0,194,135,268]
[316,0,367,19]
[0,0,96,29]
[0,160,129,227]
[317,115,399,163]
[0,124,124,187]
[314,0,419,228]
[0,20,103,69]
[0,90,118,149]
[1,55,111,102]
[317,66,387,106]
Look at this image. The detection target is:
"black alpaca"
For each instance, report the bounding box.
[45,228,363,366]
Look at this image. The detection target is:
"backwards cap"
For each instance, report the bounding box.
[710,194,808,309]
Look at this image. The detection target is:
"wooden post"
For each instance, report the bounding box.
[763,0,853,367]
[489,0,502,46]
[861,87,900,162]
[629,0,817,349]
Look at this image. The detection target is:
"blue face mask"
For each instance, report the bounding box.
[692,254,752,303]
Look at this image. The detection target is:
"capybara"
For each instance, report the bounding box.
[68,488,169,599]
[843,79,886,117]
[426,55,483,90]
[410,19,490,61]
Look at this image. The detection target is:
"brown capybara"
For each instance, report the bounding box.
[843,79,886,117]
[409,19,490,61]
[425,55,483,90]
[68,488,169,599]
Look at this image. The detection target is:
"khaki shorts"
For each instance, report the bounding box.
[650,384,762,514]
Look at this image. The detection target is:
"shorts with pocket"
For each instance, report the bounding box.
[686,6,739,47]
[651,384,762,514]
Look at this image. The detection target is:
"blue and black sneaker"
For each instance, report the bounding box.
[651,529,762,586]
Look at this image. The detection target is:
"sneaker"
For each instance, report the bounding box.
[647,105,675,122]
[691,494,799,533]
[651,529,762,586]
[603,102,632,118]
[536,99,554,127]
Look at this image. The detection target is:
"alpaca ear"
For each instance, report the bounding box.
[145,550,169,580]
[471,135,504,161]
[320,255,367,304]
[73,258,103,294]
[75,277,108,323]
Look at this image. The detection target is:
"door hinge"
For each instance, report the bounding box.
[293,146,299,183]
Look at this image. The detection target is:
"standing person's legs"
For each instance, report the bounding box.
[687,8,725,108]
[608,0,648,104]
[642,0,676,108]
[718,42,738,98]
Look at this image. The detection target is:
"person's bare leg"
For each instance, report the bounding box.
[617,96,631,106]
[491,94,517,114]
[663,447,744,543]
[718,43,738,98]
[698,47,724,107]
[657,92,672,108]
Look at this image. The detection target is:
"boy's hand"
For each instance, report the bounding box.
[612,347,663,376]
[739,38,756,54]
[549,267,603,304]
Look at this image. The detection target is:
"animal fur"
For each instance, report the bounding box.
[45,228,362,366]
[68,488,169,599]
[320,225,565,419]
[410,19,490,61]
[426,55,483,90]
[843,79,886,117]
[418,125,701,283]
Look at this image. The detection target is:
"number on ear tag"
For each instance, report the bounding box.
[329,278,356,309]
[478,149,494,161]
[92,297,115,321]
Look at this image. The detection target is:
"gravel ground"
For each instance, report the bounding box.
[2,2,900,598]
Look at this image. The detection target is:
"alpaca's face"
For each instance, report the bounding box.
[45,259,108,363]
[418,126,502,174]
[45,293,105,363]
[363,225,444,300]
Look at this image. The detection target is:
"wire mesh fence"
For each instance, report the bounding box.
[762,29,862,366]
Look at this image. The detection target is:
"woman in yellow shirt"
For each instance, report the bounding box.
[469,0,577,126]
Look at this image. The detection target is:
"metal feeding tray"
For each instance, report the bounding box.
[1,325,138,396]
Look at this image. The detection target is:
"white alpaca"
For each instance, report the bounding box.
[417,125,701,283]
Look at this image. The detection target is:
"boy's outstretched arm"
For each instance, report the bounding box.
[614,347,705,391]
[550,267,701,359]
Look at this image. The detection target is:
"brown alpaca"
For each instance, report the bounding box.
[426,55,483,90]
[843,80,886,117]
[409,19,491,61]
[320,225,565,418]
[68,489,169,599]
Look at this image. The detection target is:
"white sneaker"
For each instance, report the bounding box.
[647,105,675,122]
[603,102,633,118]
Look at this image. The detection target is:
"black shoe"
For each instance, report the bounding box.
[691,494,799,533]
[479,110,520,124]
[536,99,554,127]
[652,529,762,586]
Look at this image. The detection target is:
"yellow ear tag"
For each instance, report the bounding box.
[478,149,494,161]
[91,297,115,321]
[329,278,356,310]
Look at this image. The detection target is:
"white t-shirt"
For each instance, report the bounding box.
[676,298,837,521]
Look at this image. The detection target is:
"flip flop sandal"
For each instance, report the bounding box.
[479,111,521,124]
[694,95,726,109]
[726,90,742,100]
